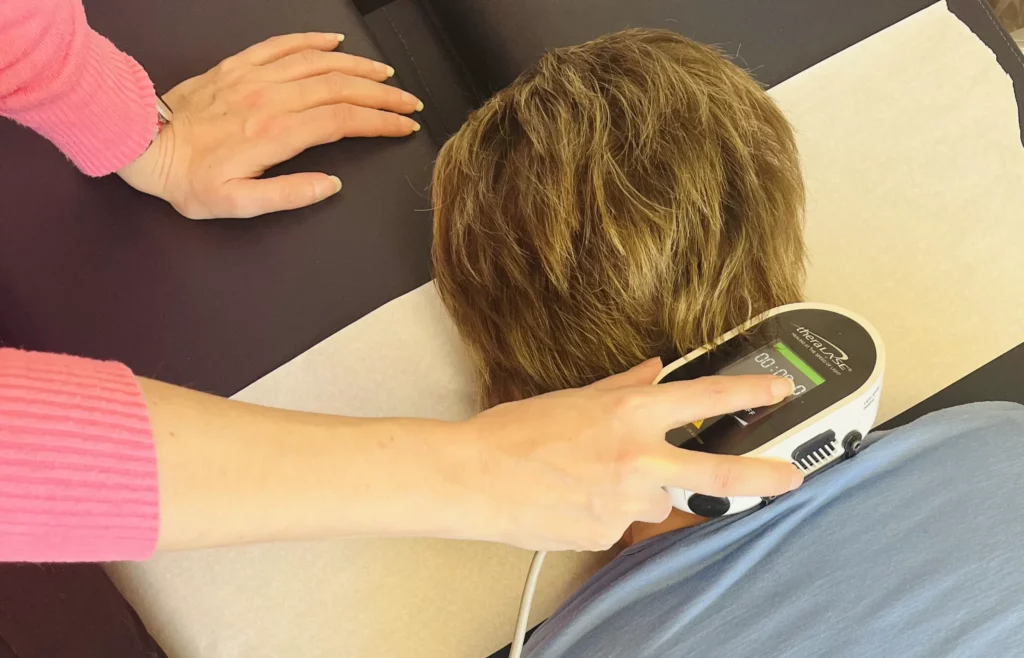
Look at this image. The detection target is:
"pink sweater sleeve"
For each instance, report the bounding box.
[0,0,158,176]
[0,349,159,562]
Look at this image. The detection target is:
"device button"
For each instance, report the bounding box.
[842,431,864,458]
[688,494,731,518]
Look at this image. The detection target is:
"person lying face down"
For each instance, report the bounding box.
[431,29,807,543]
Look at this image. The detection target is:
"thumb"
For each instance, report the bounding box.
[220,173,343,218]
[589,357,664,391]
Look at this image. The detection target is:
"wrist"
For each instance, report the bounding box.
[1,3,158,177]
[338,416,500,542]
[116,119,176,199]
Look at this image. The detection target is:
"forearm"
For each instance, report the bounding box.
[0,0,156,175]
[144,379,488,551]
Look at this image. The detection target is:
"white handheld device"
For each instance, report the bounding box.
[656,302,885,517]
[508,303,885,658]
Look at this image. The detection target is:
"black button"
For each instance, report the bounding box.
[842,431,863,458]
[688,494,731,517]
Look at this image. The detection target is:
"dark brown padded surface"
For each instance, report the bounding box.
[426,0,938,93]
[0,0,436,397]
[0,564,167,658]
[363,0,480,140]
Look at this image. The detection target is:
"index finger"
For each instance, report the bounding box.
[631,375,795,433]
[656,449,803,498]
[279,73,421,114]
[237,33,345,66]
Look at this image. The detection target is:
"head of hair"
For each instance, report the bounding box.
[431,28,807,408]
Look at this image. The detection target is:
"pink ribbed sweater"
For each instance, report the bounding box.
[1,0,157,176]
[1,0,160,561]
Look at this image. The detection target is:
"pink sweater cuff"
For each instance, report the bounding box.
[0,0,158,176]
[0,349,158,562]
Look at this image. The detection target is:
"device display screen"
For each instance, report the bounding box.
[669,340,825,451]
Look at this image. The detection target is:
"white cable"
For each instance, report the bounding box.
[509,550,548,658]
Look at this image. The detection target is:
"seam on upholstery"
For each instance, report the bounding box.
[973,0,1024,66]
[381,5,443,130]
[0,633,20,658]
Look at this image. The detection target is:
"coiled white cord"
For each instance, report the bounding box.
[509,550,548,658]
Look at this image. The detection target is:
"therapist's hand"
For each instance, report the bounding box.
[460,358,804,551]
[117,33,422,219]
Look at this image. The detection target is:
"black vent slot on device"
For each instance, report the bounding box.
[792,430,837,471]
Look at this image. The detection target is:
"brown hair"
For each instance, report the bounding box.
[432,28,806,408]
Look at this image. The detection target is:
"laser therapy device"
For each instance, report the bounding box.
[509,303,885,658]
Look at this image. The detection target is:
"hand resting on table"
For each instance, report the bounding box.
[118,32,423,219]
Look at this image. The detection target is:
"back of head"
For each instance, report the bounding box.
[432,28,806,408]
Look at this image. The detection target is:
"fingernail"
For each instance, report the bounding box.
[411,120,421,132]
[791,467,805,489]
[771,378,795,399]
[401,92,423,111]
[327,176,342,195]
[336,34,345,43]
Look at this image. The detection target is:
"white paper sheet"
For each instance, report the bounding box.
[109,282,614,658]
[108,5,1024,657]
[768,3,1024,422]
